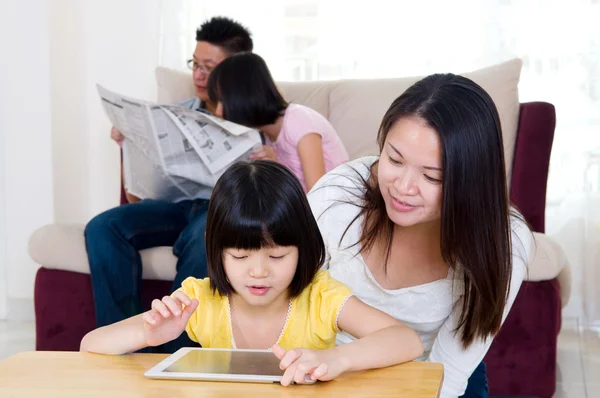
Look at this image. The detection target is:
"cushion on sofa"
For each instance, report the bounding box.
[156,59,522,182]
[28,223,569,303]
[327,59,522,180]
[28,224,177,281]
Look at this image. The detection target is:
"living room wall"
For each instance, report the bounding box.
[49,0,161,225]
[0,0,54,319]
[0,0,161,319]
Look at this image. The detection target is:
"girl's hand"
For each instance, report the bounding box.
[249,145,277,162]
[271,344,348,386]
[142,291,198,347]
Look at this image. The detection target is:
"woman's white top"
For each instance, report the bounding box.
[307,157,531,398]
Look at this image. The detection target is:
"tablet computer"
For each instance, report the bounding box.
[144,347,286,383]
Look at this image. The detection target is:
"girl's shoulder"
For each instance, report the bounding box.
[295,271,352,316]
[310,270,352,293]
[178,277,223,301]
[281,104,334,139]
[283,103,322,120]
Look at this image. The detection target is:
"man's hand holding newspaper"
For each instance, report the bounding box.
[97,85,262,202]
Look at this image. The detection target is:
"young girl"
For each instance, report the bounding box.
[80,160,423,386]
[207,52,349,192]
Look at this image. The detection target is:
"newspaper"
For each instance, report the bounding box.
[97,85,262,202]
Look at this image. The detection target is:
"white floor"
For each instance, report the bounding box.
[0,319,35,360]
[0,317,598,397]
[554,318,600,398]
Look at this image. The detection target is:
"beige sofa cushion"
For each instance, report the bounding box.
[28,224,178,281]
[277,81,335,119]
[155,67,197,104]
[31,60,568,303]
[156,59,522,183]
[156,67,334,119]
[29,223,570,307]
[327,59,522,180]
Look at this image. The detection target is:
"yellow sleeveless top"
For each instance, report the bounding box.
[177,270,352,350]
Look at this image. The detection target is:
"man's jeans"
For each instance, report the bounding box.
[84,199,209,353]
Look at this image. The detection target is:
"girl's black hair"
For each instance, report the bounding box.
[206,160,324,298]
[208,52,288,127]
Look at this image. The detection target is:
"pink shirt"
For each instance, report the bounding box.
[267,104,349,192]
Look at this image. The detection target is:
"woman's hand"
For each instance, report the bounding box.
[142,291,198,347]
[271,344,349,386]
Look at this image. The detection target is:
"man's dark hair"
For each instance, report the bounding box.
[196,17,253,54]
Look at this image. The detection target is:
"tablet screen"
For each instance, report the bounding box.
[164,349,285,377]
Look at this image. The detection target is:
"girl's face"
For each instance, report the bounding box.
[223,245,298,306]
[377,116,444,228]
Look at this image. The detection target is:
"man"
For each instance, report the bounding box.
[84,17,253,353]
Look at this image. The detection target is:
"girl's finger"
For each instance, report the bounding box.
[310,363,328,380]
[142,311,156,326]
[280,363,297,387]
[181,299,199,321]
[150,310,161,323]
[162,296,181,317]
[279,349,301,369]
[294,366,308,385]
[151,299,170,318]
[271,344,287,360]
[171,291,192,306]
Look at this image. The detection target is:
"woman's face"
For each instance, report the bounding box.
[377,116,444,228]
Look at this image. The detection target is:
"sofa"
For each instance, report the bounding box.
[29,58,571,397]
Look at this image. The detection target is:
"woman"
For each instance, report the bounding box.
[207,52,349,192]
[307,73,531,398]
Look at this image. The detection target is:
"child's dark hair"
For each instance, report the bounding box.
[206,160,324,298]
[195,17,253,54]
[207,52,288,127]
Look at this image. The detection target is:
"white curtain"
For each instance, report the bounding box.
[158,0,600,323]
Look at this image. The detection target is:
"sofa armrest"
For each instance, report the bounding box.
[510,102,556,233]
[528,232,571,306]
[28,224,89,273]
[28,224,178,280]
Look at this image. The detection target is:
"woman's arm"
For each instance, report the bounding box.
[297,133,326,192]
[428,215,531,398]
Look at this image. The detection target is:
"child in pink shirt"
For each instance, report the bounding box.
[208,52,349,192]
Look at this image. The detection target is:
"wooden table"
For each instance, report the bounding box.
[0,351,443,397]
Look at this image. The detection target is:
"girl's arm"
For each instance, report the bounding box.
[274,296,423,385]
[332,296,424,371]
[297,133,326,192]
[80,314,147,355]
[80,292,198,355]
